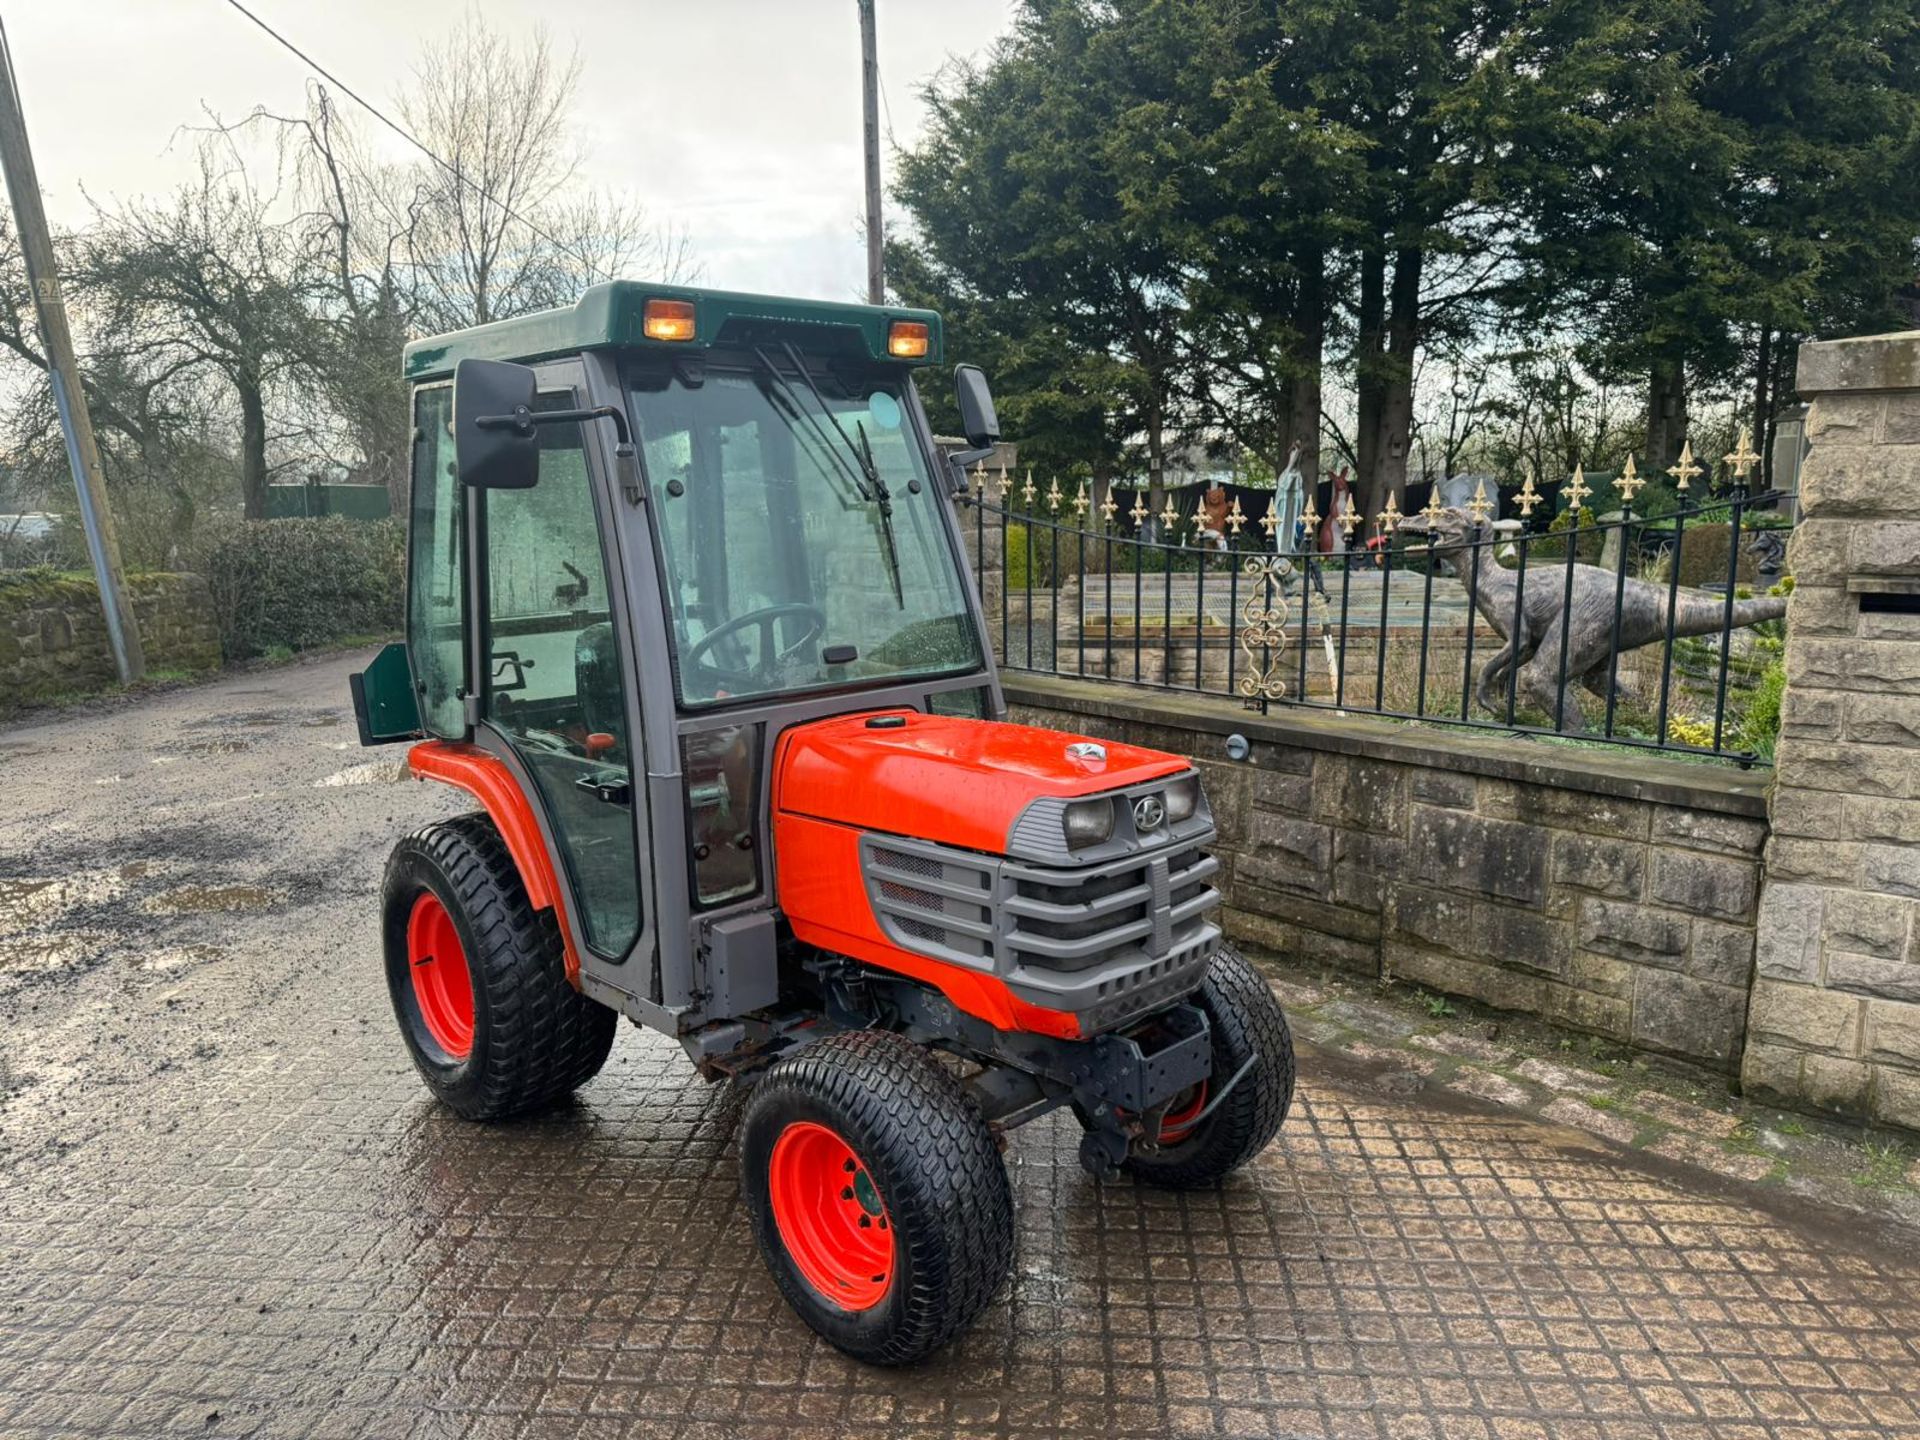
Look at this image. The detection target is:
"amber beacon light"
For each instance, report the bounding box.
[887,320,930,358]
[643,298,697,342]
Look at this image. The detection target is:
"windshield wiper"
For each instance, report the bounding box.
[756,342,904,608]
[854,416,905,607]
[750,346,871,502]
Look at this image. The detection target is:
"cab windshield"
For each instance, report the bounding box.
[629,360,982,708]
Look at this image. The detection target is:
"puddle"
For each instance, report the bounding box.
[142,884,284,915]
[316,760,409,787]
[93,775,126,786]
[0,875,128,935]
[0,932,103,974]
[300,714,343,728]
[136,944,228,974]
[167,737,254,757]
[185,711,287,730]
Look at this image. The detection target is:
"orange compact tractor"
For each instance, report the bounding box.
[353,284,1294,1363]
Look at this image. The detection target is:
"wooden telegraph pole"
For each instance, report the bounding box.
[0,20,144,683]
[858,0,883,305]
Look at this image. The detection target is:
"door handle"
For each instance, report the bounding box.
[575,771,632,806]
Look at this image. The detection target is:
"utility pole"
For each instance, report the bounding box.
[858,0,883,305]
[0,20,144,683]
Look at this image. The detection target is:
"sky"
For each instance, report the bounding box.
[5,0,1018,302]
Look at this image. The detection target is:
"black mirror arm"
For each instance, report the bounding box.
[475,403,630,445]
[474,404,647,502]
[945,444,997,499]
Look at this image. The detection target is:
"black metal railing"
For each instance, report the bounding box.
[959,479,1795,766]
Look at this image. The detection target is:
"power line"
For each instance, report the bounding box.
[217,0,604,285]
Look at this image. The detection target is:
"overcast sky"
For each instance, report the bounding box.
[6,0,1017,301]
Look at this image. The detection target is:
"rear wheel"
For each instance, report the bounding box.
[740,1030,1014,1365]
[382,813,616,1120]
[1122,943,1295,1188]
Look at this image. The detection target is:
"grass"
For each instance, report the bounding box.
[1851,1140,1912,1191]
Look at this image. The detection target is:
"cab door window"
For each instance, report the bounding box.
[480,396,640,957]
[405,385,464,738]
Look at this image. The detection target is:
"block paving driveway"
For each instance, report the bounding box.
[3,657,1918,1439]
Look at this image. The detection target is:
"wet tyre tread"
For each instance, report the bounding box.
[385,813,615,1120]
[1122,942,1294,1188]
[743,1029,1014,1365]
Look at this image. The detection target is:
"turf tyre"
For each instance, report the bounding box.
[740,1029,1014,1365]
[381,812,615,1120]
[1121,942,1294,1188]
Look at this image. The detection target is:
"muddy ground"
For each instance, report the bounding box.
[3,655,1918,1439]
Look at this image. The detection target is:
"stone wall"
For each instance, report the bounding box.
[0,572,220,709]
[1744,331,1920,1128]
[1007,675,1771,1074]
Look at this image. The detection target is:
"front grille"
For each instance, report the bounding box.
[1005,842,1219,974]
[858,827,1223,1030]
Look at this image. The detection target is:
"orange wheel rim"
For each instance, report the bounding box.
[406,891,474,1059]
[767,1121,894,1311]
[1159,1080,1208,1144]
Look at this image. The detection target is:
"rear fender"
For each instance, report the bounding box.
[407,739,582,986]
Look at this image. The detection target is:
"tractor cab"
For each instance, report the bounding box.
[355,282,1293,1365]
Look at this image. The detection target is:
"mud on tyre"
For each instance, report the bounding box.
[381,813,615,1120]
[739,1029,1014,1365]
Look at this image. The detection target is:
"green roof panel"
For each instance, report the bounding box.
[402,281,943,380]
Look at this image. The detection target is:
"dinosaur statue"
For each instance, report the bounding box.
[1395,507,1789,733]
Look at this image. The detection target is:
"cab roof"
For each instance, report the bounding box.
[402,281,943,381]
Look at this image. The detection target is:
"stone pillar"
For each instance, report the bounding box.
[1744,331,1920,1128]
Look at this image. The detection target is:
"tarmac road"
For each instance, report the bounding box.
[3,654,1919,1439]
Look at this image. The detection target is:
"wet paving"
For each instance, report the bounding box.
[4,655,1920,1440]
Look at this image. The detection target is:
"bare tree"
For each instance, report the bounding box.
[80,142,325,518]
[400,13,694,332]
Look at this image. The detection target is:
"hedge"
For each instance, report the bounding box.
[195,516,404,661]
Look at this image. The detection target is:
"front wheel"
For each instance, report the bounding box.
[1121,943,1295,1188]
[740,1030,1014,1365]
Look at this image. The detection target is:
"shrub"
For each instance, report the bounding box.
[194,516,404,661]
[1736,660,1786,761]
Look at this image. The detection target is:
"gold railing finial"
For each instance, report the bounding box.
[1376,493,1402,536]
[1564,463,1592,511]
[1467,478,1493,521]
[1666,440,1702,492]
[1723,426,1760,485]
[1514,472,1542,517]
[1614,453,1644,503]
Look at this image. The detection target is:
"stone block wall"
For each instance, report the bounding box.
[1744,331,1920,1128]
[0,572,220,709]
[1006,676,1770,1074]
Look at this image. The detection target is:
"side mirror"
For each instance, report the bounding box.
[453,358,540,489]
[955,365,1000,451]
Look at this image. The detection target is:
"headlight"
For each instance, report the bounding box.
[1164,775,1200,823]
[1062,798,1116,850]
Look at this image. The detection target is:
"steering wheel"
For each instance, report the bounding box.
[683,603,828,684]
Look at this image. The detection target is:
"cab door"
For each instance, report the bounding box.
[470,360,653,999]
